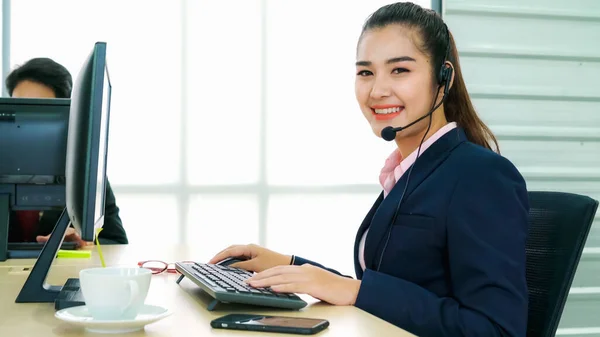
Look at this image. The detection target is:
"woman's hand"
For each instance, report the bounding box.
[208,244,292,273]
[246,264,361,306]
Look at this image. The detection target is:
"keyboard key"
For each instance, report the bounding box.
[193,272,217,287]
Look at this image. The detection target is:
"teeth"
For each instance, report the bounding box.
[374,107,402,114]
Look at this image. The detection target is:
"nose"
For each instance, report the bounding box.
[369,75,392,100]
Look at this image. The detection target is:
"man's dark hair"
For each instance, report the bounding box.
[5,57,73,98]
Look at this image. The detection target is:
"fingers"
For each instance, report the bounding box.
[35,228,78,243]
[249,265,303,281]
[271,283,302,294]
[208,246,240,264]
[246,272,308,295]
[229,260,257,272]
[35,231,90,249]
[73,238,89,248]
[208,245,251,264]
[36,235,50,243]
[247,274,291,288]
[35,234,86,248]
[64,232,87,248]
[211,245,237,261]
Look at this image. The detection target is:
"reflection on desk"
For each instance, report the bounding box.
[0,245,414,336]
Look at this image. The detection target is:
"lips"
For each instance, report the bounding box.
[371,105,404,121]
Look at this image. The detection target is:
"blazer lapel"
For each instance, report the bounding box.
[354,192,383,278]
[363,127,468,270]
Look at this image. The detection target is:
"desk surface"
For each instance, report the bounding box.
[0,245,414,337]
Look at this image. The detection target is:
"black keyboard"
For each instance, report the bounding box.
[175,262,307,310]
[7,242,79,259]
[8,241,78,251]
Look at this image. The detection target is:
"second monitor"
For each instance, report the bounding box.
[15,41,114,304]
[66,41,112,240]
[0,98,70,261]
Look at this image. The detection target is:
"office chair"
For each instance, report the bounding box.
[525,191,599,337]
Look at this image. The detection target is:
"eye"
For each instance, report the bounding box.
[356,70,373,76]
[392,68,409,74]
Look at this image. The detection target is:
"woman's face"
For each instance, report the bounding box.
[355,25,439,140]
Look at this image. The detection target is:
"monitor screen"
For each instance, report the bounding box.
[93,66,111,229]
[65,42,111,242]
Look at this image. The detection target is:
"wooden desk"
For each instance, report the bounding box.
[0,245,414,336]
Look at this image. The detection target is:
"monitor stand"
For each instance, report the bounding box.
[15,207,71,303]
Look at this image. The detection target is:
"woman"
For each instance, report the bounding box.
[210,3,529,336]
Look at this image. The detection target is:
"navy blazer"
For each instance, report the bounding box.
[294,127,529,337]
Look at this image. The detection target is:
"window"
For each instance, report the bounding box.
[10,0,182,186]
[115,194,179,244]
[8,1,432,271]
[267,193,376,277]
[186,194,259,261]
[265,1,403,185]
[185,0,262,185]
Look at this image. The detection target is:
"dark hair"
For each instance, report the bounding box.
[5,57,73,99]
[359,2,499,152]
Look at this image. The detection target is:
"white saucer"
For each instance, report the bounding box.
[55,304,172,334]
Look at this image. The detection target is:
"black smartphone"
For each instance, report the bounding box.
[211,314,330,335]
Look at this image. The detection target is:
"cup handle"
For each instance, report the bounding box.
[122,280,140,315]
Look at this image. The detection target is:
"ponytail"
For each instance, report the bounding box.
[444,32,500,153]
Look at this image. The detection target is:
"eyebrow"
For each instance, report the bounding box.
[355,56,416,67]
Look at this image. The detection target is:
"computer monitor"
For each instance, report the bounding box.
[15,42,113,303]
[0,98,70,178]
[66,41,111,242]
[0,98,70,261]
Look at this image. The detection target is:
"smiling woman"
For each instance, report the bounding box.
[211,2,530,337]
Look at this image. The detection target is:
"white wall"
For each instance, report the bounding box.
[444,0,600,335]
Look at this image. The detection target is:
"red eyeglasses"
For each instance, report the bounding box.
[137,260,196,274]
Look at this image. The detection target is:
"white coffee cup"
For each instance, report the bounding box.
[79,267,152,321]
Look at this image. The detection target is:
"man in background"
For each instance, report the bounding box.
[5,57,128,245]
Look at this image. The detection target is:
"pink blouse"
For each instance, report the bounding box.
[358,122,457,271]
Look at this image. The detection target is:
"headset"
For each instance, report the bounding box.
[375,23,454,272]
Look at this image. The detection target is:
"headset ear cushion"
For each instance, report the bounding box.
[438,66,449,85]
[438,66,444,85]
[439,65,446,85]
